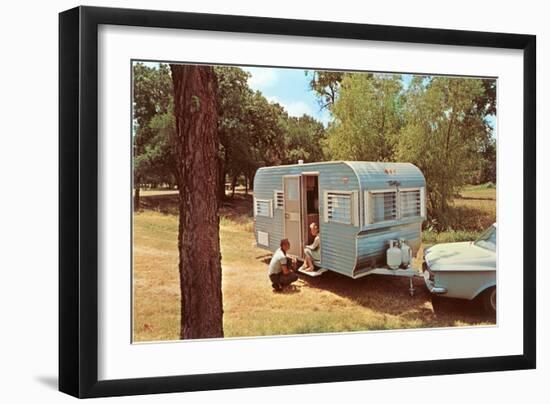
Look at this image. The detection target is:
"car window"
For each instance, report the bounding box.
[475,225,496,251]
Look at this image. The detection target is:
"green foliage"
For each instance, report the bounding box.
[325,74,402,161]
[320,73,495,230]
[215,66,254,180]
[282,115,326,164]
[395,77,487,227]
[134,63,328,198]
[422,229,482,244]
[133,63,174,185]
[307,70,345,109]
[216,66,326,192]
[134,63,496,230]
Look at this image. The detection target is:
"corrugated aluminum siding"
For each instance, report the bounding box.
[346,161,425,190]
[253,162,359,277]
[253,161,425,278]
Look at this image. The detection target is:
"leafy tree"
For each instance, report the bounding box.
[133,63,173,208]
[282,114,326,164]
[215,66,254,200]
[476,136,496,184]
[308,70,345,110]
[145,107,177,187]
[324,73,402,161]
[395,76,488,227]
[242,92,288,187]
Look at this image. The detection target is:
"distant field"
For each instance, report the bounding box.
[133,186,496,342]
[422,184,496,243]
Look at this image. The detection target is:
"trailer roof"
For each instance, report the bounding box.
[257,161,425,190]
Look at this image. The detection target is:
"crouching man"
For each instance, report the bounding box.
[268,239,298,292]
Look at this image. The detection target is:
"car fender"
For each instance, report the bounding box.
[471,279,497,300]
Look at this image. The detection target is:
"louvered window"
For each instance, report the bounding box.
[400,189,422,218]
[254,199,272,217]
[370,191,398,223]
[274,190,284,209]
[326,192,352,224]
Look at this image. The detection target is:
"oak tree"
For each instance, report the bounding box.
[170,64,224,339]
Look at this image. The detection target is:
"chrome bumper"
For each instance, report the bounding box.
[422,267,447,295]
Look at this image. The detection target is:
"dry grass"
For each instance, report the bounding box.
[423,184,496,243]
[133,190,495,342]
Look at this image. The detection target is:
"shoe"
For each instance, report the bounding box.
[272,284,282,292]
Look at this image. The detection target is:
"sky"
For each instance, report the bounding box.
[242,66,332,126]
[244,67,495,132]
[135,61,495,132]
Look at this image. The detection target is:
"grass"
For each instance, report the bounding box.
[423,184,496,243]
[133,187,496,342]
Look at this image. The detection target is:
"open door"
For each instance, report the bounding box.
[283,176,302,256]
[301,174,320,246]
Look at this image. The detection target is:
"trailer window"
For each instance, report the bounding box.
[369,191,397,223]
[326,192,352,225]
[400,189,422,218]
[254,199,272,218]
[274,190,284,209]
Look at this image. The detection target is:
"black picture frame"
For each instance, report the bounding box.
[59,5,536,398]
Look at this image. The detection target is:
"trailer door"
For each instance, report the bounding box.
[283,175,302,257]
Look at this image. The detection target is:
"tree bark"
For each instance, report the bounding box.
[134,175,141,211]
[231,174,237,198]
[170,64,224,339]
[218,160,227,202]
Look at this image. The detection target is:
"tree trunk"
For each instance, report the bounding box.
[231,174,237,198]
[248,172,254,191]
[134,176,141,211]
[218,162,227,202]
[170,64,224,339]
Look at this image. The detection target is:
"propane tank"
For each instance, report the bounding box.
[386,240,402,269]
[399,238,412,268]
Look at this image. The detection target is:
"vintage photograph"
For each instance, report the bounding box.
[132,61,497,342]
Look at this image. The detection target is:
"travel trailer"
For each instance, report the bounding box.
[253,161,426,292]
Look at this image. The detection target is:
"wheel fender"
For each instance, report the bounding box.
[472,282,496,300]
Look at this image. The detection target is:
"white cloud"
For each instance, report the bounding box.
[266,96,313,118]
[284,101,314,117]
[244,67,278,89]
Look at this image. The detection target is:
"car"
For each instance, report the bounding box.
[422,224,496,315]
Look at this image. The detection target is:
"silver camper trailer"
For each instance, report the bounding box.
[253,161,426,293]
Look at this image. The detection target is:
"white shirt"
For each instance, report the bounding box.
[268,248,287,275]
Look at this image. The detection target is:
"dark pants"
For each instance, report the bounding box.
[269,272,298,288]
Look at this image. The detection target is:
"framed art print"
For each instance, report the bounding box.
[59,6,536,398]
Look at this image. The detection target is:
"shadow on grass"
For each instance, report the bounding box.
[456,195,496,201]
[298,271,495,327]
[139,192,254,222]
[139,193,179,214]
